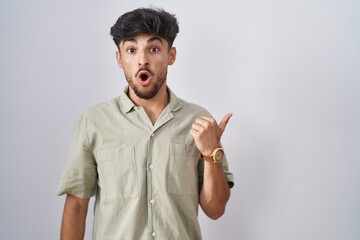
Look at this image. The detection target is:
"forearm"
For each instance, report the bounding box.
[200,160,230,220]
[61,194,89,240]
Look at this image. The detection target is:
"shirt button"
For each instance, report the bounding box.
[150,199,155,204]
[150,133,155,137]
[149,164,154,170]
[152,232,157,237]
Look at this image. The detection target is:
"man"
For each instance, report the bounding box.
[57,7,234,240]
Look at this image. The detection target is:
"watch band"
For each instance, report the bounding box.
[200,147,224,164]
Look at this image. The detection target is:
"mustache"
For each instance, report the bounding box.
[136,66,154,77]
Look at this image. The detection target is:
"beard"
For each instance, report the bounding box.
[125,69,167,100]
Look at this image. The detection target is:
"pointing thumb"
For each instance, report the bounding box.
[219,113,233,133]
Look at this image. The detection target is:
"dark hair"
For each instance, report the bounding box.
[110,7,179,49]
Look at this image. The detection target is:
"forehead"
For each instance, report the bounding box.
[121,34,167,47]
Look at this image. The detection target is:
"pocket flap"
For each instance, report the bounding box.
[96,147,134,162]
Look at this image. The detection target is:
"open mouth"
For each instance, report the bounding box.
[137,70,151,83]
[140,73,149,81]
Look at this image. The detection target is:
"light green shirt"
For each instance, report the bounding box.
[56,87,234,240]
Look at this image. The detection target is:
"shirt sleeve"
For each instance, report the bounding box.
[222,152,234,188]
[56,116,97,199]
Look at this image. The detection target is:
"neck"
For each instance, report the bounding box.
[128,84,169,125]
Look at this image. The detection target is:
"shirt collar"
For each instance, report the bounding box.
[119,86,182,114]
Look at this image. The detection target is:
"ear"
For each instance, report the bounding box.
[168,47,177,65]
[116,51,123,68]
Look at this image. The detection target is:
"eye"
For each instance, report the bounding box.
[127,48,135,54]
[150,47,159,53]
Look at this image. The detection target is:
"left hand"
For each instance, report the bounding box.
[190,113,233,156]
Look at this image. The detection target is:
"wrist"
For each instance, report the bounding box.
[200,147,225,164]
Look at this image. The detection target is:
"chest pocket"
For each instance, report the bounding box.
[96,146,139,201]
[167,143,200,196]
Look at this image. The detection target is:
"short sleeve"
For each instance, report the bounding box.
[56,116,97,199]
[221,152,234,188]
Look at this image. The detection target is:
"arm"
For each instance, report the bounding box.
[199,159,230,219]
[61,194,90,240]
[190,113,232,219]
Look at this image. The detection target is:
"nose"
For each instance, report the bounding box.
[138,52,149,66]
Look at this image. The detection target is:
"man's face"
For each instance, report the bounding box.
[116,34,176,100]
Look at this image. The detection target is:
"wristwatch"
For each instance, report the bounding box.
[202,148,225,164]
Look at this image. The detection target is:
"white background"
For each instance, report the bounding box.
[0,0,359,239]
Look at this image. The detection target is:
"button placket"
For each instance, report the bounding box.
[147,129,157,238]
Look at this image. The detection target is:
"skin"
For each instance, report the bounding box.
[61,194,89,239]
[60,34,232,239]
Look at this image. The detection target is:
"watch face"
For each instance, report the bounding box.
[215,149,224,162]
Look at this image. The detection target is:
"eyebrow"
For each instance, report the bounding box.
[147,36,163,44]
[122,36,163,46]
